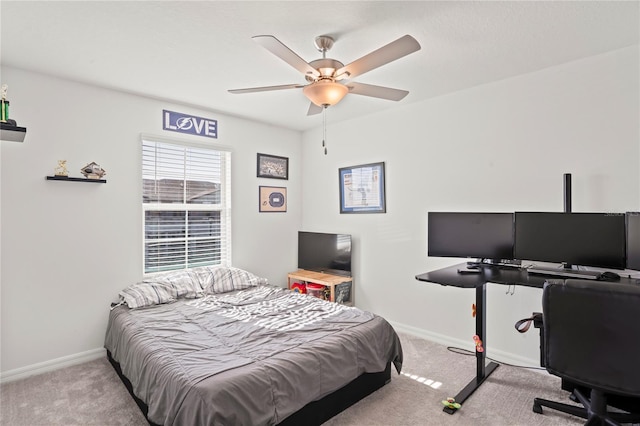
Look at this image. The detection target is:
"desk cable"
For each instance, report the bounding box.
[447,308,546,371]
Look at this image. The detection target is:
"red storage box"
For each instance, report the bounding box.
[306,283,325,300]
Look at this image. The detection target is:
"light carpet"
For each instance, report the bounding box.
[1,332,584,425]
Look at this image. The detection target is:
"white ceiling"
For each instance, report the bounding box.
[1,1,638,132]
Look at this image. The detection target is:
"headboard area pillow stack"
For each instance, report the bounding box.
[118,266,268,309]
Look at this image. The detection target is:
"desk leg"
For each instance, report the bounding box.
[444,283,500,414]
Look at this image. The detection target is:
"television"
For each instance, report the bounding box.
[514,212,626,269]
[427,212,514,262]
[298,231,352,276]
[626,212,640,271]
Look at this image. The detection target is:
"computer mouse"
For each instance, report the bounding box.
[600,271,621,281]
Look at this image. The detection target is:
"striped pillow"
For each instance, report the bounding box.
[119,266,267,308]
[207,266,268,294]
[143,268,208,299]
[119,281,176,309]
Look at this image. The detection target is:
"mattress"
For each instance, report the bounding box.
[104,284,403,425]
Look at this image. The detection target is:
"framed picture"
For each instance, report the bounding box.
[257,153,288,180]
[339,162,386,214]
[259,186,287,212]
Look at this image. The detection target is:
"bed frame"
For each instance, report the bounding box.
[107,351,391,426]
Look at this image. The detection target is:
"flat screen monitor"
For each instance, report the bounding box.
[427,212,514,262]
[298,231,352,276]
[514,212,626,269]
[626,212,640,271]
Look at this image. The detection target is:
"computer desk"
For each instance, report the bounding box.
[415,263,639,414]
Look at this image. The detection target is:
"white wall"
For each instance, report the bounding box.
[300,46,640,366]
[1,45,638,378]
[0,67,302,376]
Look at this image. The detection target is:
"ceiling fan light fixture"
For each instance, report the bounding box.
[319,67,336,77]
[303,80,348,107]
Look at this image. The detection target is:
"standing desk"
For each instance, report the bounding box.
[415,263,639,414]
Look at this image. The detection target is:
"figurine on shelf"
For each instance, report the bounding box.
[80,162,106,179]
[54,160,69,177]
[1,84,9,123]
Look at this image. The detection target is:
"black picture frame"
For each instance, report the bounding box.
[259,186,287,212]
[339,162,386,214]
[257,153,288,180]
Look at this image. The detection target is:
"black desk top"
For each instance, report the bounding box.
[415,263,640,289]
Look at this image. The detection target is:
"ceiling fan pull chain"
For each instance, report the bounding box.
[322,106,327,155]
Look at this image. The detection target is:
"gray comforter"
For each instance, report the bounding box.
[104,285,403,425]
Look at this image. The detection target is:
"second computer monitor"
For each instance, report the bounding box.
[514,212,626,269]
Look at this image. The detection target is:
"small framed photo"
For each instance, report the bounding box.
[259,186,287,212]
[257,153,288,180]
[339,162,386,214]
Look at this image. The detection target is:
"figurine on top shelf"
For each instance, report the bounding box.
[1,84,13,124]
[81,162,106,179]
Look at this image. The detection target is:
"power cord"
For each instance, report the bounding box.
[446,346,546,370]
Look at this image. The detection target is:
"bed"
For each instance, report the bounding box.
[104,266,403,425]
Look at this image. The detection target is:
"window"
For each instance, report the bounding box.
[142,138,231,274]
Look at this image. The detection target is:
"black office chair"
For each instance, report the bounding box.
[533,279,640,426]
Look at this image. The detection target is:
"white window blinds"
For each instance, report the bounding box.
[142,138,231,274]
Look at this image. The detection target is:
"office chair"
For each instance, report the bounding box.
[533,279,640,426]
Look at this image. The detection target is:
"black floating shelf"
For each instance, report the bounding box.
[1,122,27,142]
[46,176,106,183]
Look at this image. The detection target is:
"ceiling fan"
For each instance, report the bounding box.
[228,34,421,115]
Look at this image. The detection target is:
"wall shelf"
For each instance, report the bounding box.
[46,176,106,183]
[0,122,27,142]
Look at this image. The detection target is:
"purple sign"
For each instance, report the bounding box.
[162,110,217,139]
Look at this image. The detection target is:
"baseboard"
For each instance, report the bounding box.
[0,347,106,384]
[390,320,473,350]
[389,320,542,370]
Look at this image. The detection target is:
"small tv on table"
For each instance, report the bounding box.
[298,231,352,277]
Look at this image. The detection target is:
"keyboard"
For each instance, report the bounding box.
[527,267,601,280]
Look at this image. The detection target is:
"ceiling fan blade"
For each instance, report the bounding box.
[347,82,409,101]
[336,35,420,80]
[228,84,304,94]
[307,102,323,116]
[252,35,320,78]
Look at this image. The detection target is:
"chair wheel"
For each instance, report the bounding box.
[533,402,543,414]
